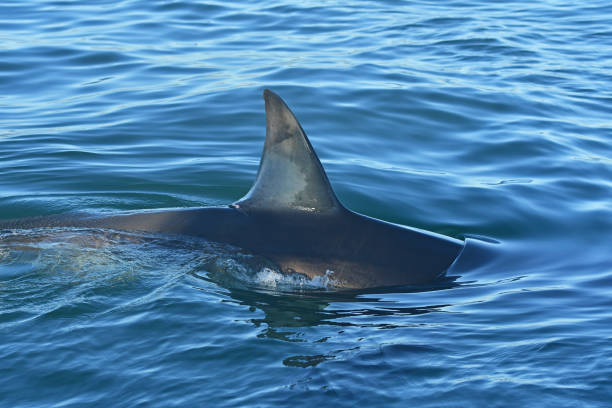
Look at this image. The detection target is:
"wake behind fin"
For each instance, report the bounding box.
[233,89,343,213]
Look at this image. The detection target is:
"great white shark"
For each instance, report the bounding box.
[0,90,465,289]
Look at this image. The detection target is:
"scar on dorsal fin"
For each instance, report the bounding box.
[233,89,344,213]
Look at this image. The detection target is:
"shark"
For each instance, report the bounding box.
[0,90,465,289]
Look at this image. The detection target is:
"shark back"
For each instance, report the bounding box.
[0,89,466,289]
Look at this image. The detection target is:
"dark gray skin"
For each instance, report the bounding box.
[0,90,464,289]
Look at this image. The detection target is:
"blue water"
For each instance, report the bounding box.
[1,1,611,406]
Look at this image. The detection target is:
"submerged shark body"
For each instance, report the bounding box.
[1,90,463,289]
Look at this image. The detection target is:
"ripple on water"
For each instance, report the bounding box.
[1,0,612,407]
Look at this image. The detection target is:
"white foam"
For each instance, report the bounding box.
[209,255,339,291]
[253,268,338,290]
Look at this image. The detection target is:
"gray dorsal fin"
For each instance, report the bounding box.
[233,89,343,213]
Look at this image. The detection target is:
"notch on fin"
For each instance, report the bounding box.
[233,90,343,213]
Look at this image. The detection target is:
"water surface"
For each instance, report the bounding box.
[1,1,611,407]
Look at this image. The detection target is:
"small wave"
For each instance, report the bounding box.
[204,256,339,291]
[253,268,338,290]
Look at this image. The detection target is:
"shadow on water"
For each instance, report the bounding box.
[193,271,459,329]
[188,271,466,368]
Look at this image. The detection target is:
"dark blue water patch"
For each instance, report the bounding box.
[2,0,612,406]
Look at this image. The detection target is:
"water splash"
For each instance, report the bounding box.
[0,228,340,294]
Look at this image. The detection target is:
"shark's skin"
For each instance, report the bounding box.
[0,90,464,289]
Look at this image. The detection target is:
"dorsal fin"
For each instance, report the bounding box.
[233,89,343,213]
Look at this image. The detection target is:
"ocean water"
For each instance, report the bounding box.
[1,0,611,406]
